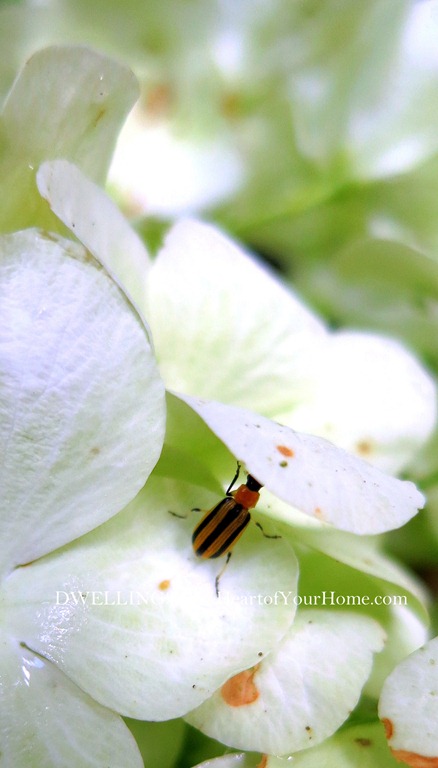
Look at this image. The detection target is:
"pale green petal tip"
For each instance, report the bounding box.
[2,45,139,181]
[0,45,139,232]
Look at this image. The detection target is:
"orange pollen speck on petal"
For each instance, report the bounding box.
[382,718,394,740]
[158,580,171,591]
[390,750,438,768]
[143,83,173,118]
[276,444,294,457]
[314,507,324,519]
[356,439,374,456]
[220,90,243,119]
[221,666,260,707]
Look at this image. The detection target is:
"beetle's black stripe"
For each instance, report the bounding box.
[192,499,230,539]
[202,511,249,557]
[192,498,250,558]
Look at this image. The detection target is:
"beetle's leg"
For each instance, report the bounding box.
[215,551,232,597]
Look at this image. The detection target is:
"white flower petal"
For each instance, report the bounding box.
[146,219,326,416]
[109,117,244,217]
[379,635,438,765]
[186,610,385,754]
[5,475,298,720]
[0,634,143,768]
[280,332,436,474]
[37,160,151,311]
[192,756,255,768]
[0,229,165,572]
[176,395,424,534]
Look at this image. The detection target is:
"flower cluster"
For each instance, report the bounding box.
[0,18,437,768]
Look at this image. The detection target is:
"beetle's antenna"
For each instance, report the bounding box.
[226,462,241,495]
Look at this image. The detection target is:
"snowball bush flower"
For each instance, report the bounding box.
[3,0,438,233]
[0,45,437,768]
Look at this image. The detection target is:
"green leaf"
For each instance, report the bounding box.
[306,238,438,367]
[124,718,185,768]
